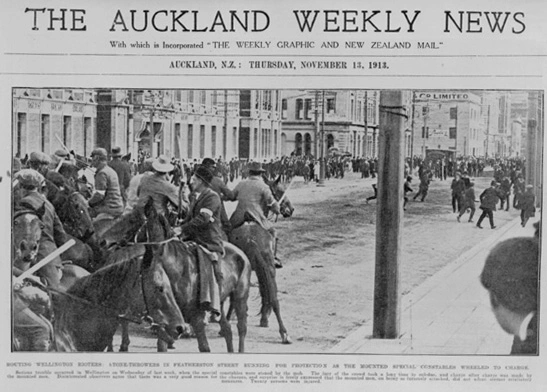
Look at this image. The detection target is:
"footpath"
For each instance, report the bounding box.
[330,212,541,355]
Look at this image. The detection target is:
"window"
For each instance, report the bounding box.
[449,127,457,139]
[422,126,429,139]
[199,125,205,158]
[211,126,217,158]
[84,117,92,156]
[16,113,26,157]
[174,123,181,158]
[304,99,312,119]
[187,124,193,158]
[41,114,50,151]
[63,116,72,147]
[296,99,303,119]
[281,99,287,119]
[188,90,195,103]
[450,107,457,120]
[327,98,336,113]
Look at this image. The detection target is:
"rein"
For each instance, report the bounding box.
[46,285,143,325]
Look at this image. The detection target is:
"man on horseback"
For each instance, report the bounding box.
[15,169,68,287]
[88,148,124,223]
[136,155,187,219]
[227,161,283,268]
[200,157,235,235]
[179,165,224,316]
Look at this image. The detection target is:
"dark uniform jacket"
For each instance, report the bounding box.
[109,158,132,193]
[179,187,224,255]
[479,187,500,211]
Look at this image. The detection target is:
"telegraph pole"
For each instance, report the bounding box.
[317,90,326,186]
[373,91,406,339]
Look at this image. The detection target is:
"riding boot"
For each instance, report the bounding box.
[273,238,283,269]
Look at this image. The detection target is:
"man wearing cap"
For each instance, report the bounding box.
[226,161,282,268]
[108,147,131,203]
[88,148,124,222]
[517,185,536,228]
[179,166,224,316]
[15,169,68,288]
[476,180,501,229]
[201,157,235,235]
[137,155,186,217]
[481,236,539,354]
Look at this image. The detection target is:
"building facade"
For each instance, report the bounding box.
[13,88,97,158]
[280,90,381,158]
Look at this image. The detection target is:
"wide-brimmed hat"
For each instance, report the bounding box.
[16,169,45,189]
[55,149,69,158]
[201,157,216,168]
[91,148,108,160]
[248,161,265,173]
[111,146,122,158]
[152,155,174,173]
[194,165,213,185]
[29,151,51,165]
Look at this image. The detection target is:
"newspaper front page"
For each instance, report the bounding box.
[1,0,545,391]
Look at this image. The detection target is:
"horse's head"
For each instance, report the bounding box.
[141,244,186,342]
[58,191,94,240]
[143,197,174,242]
[13,209,44,266]
[269,175,294,218]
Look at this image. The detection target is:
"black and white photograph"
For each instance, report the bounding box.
[11,88,542,355]
[2,0,546,391]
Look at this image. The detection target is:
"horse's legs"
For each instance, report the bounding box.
[120,321,130,352]
[191,312,210,352]
[271,299,291,344]
[226,302,234,321]
[259,305,272,328]
[157,339,168,352]
[218,301,234,353]
[234,296,248,353]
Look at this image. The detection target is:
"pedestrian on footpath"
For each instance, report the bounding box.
[451,172,465,213]
[413,170,431,202]
[476,180,500,229]
[517,184,536,228]
[403,176,413,210]
[457,181,476,223]
[480,235,539,355]
[365,183,378,204]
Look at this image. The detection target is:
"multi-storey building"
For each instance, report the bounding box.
[413,91,495,158]
[12,88,97,158]
[280,90,381,158]
[13,89,284,162]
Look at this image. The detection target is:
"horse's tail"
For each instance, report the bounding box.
[223,242,252,287]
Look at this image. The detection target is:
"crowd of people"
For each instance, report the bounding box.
[12,146,290,351]
[11,145,539,352]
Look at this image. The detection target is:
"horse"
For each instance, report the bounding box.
[140,198,251,353]
[229,222,291,344]
[13,208,43,272]
[51,246,185,352]
[266,175,295,218]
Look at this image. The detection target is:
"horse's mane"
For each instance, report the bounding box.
[103,209,145,240]
[67,257,141,303]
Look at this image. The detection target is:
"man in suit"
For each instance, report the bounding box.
[476,180,500,229]
[226,161,282,268]
[481,236,539,355]
[108,146,131,203]
[179,166,224,316]
[200,157,235,235]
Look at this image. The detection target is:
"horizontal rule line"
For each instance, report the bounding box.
[4,52,547,58]
[0,72,541,78]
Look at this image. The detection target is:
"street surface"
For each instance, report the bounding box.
[114,170,520,353]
